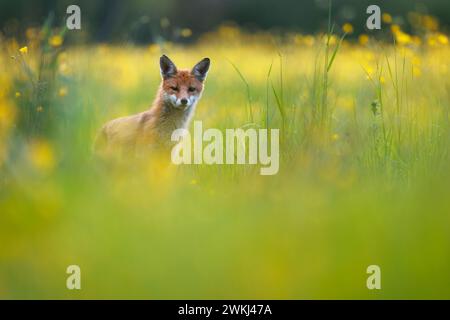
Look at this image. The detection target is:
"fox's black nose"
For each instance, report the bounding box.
[180,98,188,105]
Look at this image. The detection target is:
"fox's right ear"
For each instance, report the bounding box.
[160,55,177,79]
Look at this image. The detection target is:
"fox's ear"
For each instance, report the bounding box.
[191,58,210,82]
[160,55,177,79]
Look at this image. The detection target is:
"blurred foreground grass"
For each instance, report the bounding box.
[0,21,450,299]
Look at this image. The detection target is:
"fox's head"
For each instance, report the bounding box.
[159,55,210,110]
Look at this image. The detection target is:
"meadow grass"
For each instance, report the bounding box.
[0,22,449,299]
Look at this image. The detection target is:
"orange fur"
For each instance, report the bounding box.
[94,56,210,159]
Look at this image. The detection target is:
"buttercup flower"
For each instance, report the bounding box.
[58,87,68,97]
[359,34,369,45]
[342,23,354,34]
[382,13,393,24]
[19,46,28,54]
[49,35,63,48]
[180,28,192,38]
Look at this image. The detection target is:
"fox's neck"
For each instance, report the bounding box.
[151,91,197,131]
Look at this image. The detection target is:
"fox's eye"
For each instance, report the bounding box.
[188,87,196,92]
[170,86,179,91]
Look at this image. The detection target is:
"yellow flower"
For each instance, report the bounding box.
[437,33,449,45]
[15,92,21,98]
[379,76,386,84]
[358,34,369,45]
[324,34,337,45]
[303,35,315,47]
[331,133,339,141]
[295,35,315,47]
[394,30,412,45]
[391,25,401,34]
[58,87,68,97]
[382,13,393,24]
[365,66,375,77]
[58,62,71,75]
[413,66,422,78]
[37,106,44,112]
[28,140,56,172]
[342,23,354,34]
[19,46,28,54]
[49,35,63,47]
[180,28,192,38]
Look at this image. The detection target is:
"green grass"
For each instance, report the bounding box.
[0,19,450,299]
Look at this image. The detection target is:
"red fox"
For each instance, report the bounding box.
[94,55,210,158]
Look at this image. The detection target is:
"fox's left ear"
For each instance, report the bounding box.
[191,58,210,82]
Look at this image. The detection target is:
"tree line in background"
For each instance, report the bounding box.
[1,0,449,43]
